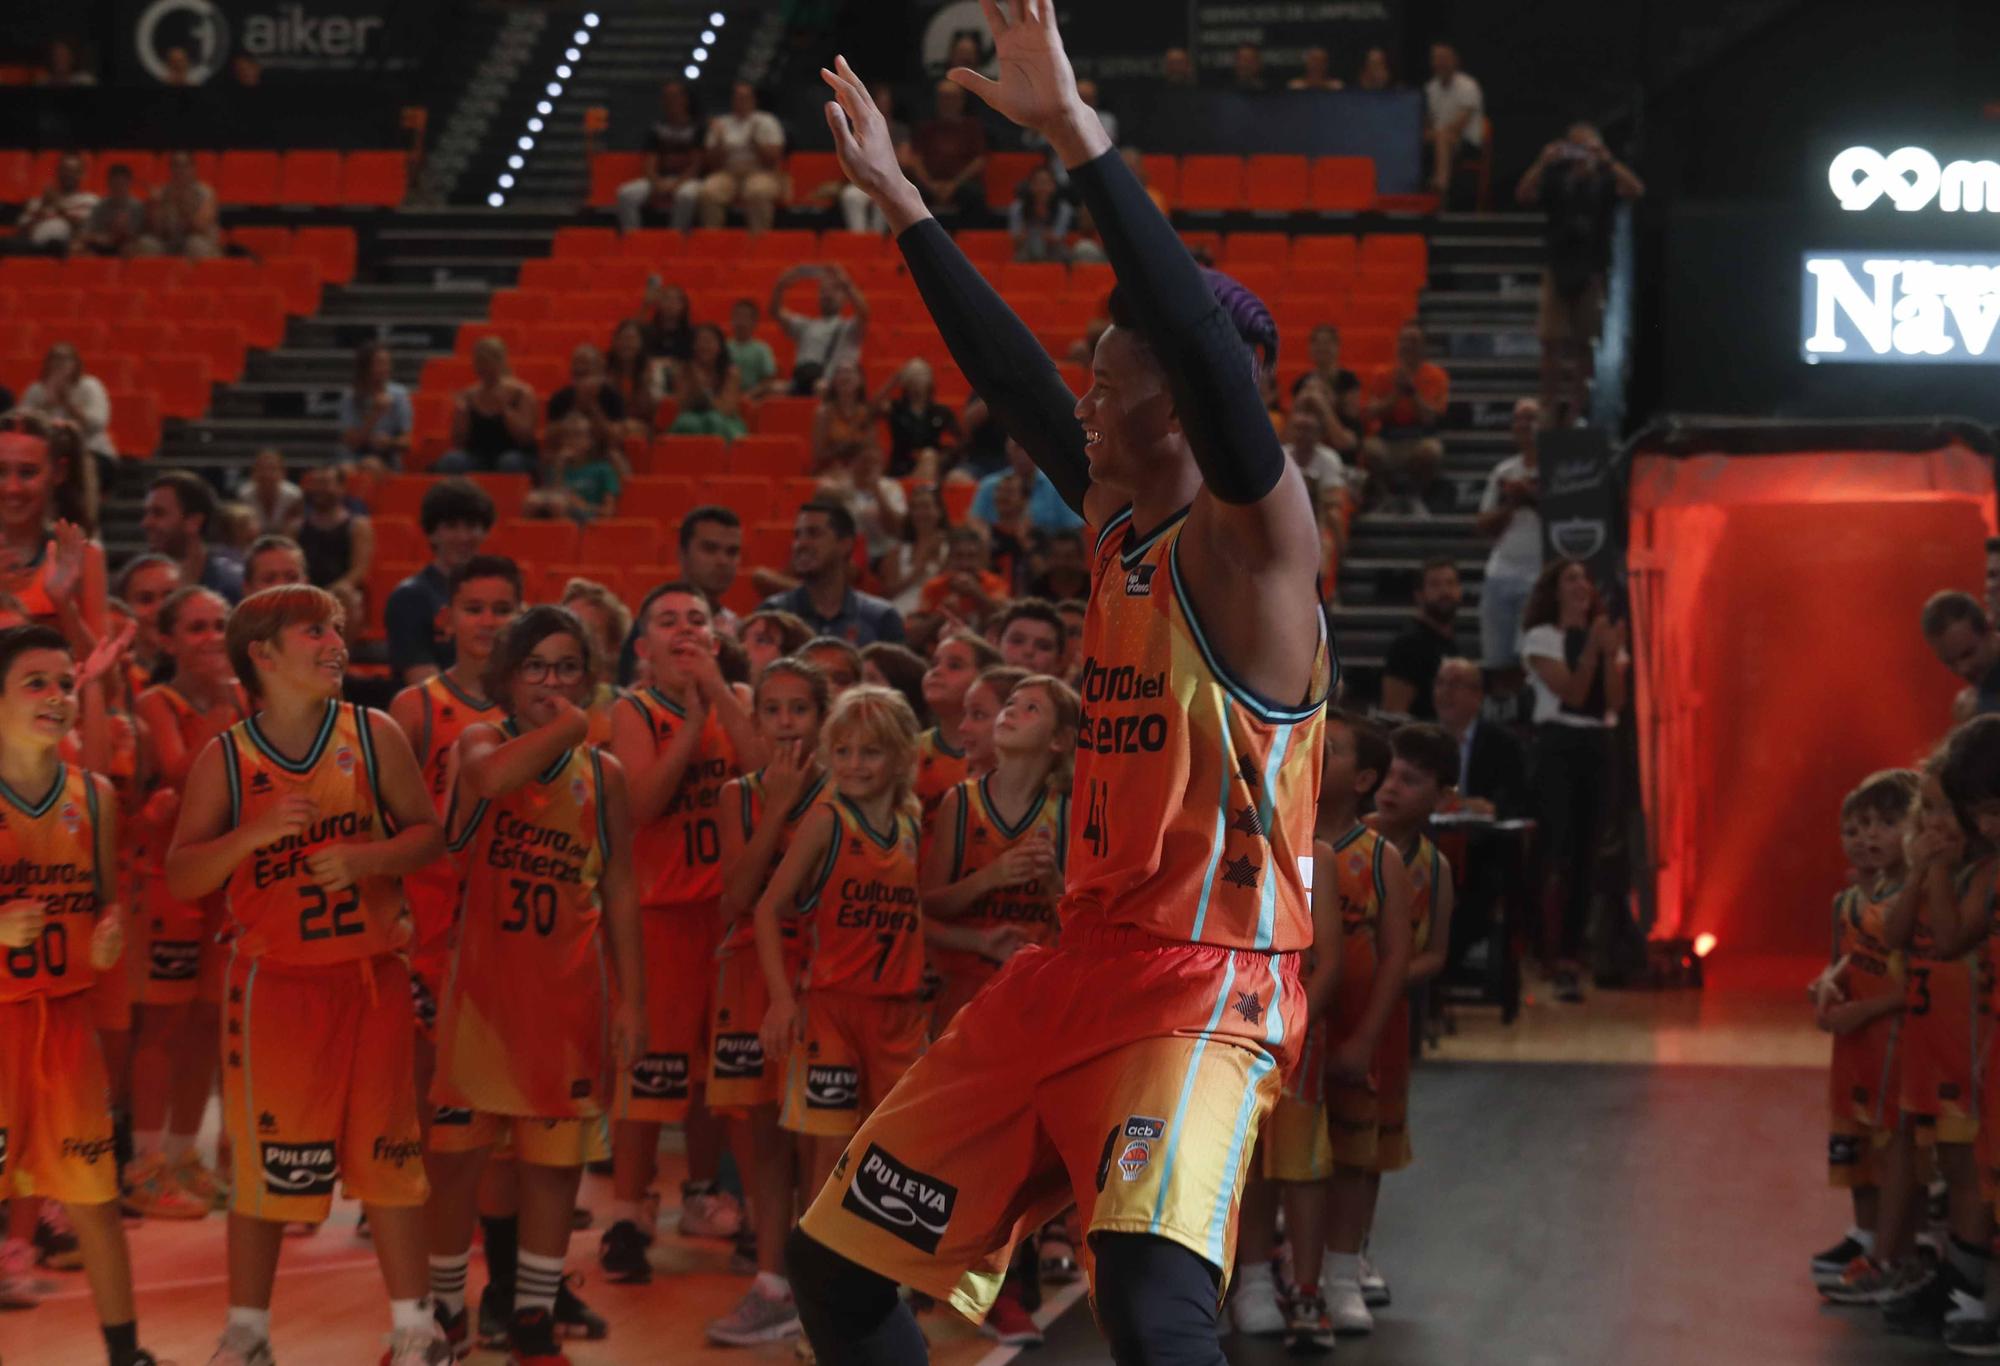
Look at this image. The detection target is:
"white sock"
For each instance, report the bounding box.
[133,1129,164,1162]
[1237,1260,1273,1286]
[754,1270,791,1301]
[428,1253,470,1316]
[610,1199,643,1227]
[517,1250,564,1316]
[1326,1252,1362,1283]
[162,1133,193,1162]
[226,1305,272,1341]
[1851,1226,1876,1253]
[390,1297,433,1335]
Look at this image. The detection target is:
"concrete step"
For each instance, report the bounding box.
[246,349,429,387]
[374,227,556,258]
[379,257,526,286]
[288,317,469,352]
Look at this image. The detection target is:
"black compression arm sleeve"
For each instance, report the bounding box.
[1068,149,1286,506]
[895,218,1092,516]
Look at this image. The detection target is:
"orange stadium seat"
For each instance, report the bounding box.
[649,433,731,475]
[942,482,977,523]
[1292,235,1359,270]
[1309,157,1377,213]
[589,152,647,207]
[817,233,897,266]
[294,227,358,284]
[217,151,280,205]
[1244,156,1309,212]
[742,228,821,262]
[421,355,475,393]
[228,226,294,259]
[122,256,188,291]
[0,152,33,202]
[279,150,344,206]
[0,257,61,287]
[264,258,322,314]
[468,473,532,518]
[58,257,120,288]
[149,354,214,419]
[371,518,426,564]
[619,476,699,523]
[1359,234,1428,284]
[787,151,841,206]
[1224,234,1291,268]
[984,151,1043,207]
[1178,230,1222,263]
[1288,265,1354,297]
[117,319,178,355]
[519,259,594,292]
[556,226,619,258]
[91,354,140,392]
[1178,156,1245,212]
[20,286,81,317]
[753,397,815,439]
[342,151,408,207]
[618,227,683,261]
[578,518,660,563]
[485,518,572,565]
[489,290,554,324]
[730,435,809,479]
[370,476,432,521]
[1140,155,1181,205]
[700,475,778,521]
[83,287,142,323]
[109,390,160,456]
[952,230,1014,263]
[746,522,794,570]
[87,151,163,193]
[177,322,248,385]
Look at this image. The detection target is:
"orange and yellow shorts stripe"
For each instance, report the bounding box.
[428,1108,610,1167]
[797,924,1301,1323]
[0,992,118,1204]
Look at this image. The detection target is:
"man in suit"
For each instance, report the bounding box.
[1434,656,1530,983]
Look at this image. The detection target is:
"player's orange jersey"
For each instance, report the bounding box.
[1288,823,1390,1100]
[219,702,407,966]
[0,765,105,1001]
[1067,507,1333,952]
[584,683,620,751]
[133,682,248,869]
[436,731,611,1115]
[404,673,502,955]
[938,775,1068,945]
[801,796,923,996]
[914,727,968,825]
[625,687,738,909]
[1837,879,1906,1004]
[717,766,830,958]
[1401,832,1447,953]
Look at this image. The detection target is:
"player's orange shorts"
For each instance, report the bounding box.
[1900,970,1978,1146]
[1260,1094,1333,1184]
[0,992,119,1204]
[133,876,205,1006]
[707,934,806,1114]
[778,990,927,1139]
[221,950,428,1222]
[1829,1015,1901,1188]
[798,923,1302,1320]
[428,1109,610,1167]
[1355,1003,1413,1173]
[617,904,719,1123]
[927,946,999,1037]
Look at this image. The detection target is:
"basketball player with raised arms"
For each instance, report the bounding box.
[791,6,1334,1360]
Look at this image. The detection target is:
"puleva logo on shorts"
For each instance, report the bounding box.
[149,939,200,980]
[805,1065,859,1109]
[629,1053,689,1100]
[713,1032,764,1079]
[261,1140,337,1196]
[840,1144,956,1254]
[1118,1115,1166,1182]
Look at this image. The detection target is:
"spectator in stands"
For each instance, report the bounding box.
[1009,165,1072,263]
[386,477,495,684]
[955,396,1011,482]
[142,470,244,603]
[1476,398,1545,674]
[668,324,747,440]
[1162,47,1198,87]
[34,39,97,87]
[881,359,958,477]
[641,280,695,365]
[441,336,537,474]
[547,342,627,451]
[1233,44,1269,92]
[296,463,372,626]
[921,526,1008,625]
[1922,591,2000,722]
[726,299,782,400]
[911,80,989,219]
[1282,403,1350,499]
[1361,322,1449,515]
[1027,529,1088,603]
[970,439,1084,536]
[817,440,906,563]
[1356,47,1394,90]
[135,151,220,260]
[687,80,787,233]
[1521,558,1627,1001]
[1380,556,1464,719]
[943,33,996,80]
[162,47,193,86]
[1516,121,1646,424]
[1294,324,1364,436]
[1290,46,1343,90]
[1424,43,1486,200]
[228,54,261,87]
[614,80,705,231]
[981,471,1033,588]
[760,499,905,644]
[772,263,868,394]
[529,413,624,520]
[15,153,95,254]
[339,340,414,467]
[679,505,744,629]
[1433,656,1528,816]
[811,362,876,472]
[996,598,1066,675]
[880,483,951,616]
[244,535,306,593]
[837,83,913,236]
[19,344,113,466]
[79,163,144,257]
[236,447,303,537]
[605,319,662,437]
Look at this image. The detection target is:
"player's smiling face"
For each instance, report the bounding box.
[828,731,892,802]
[642,591,715,687]
[756,670,824,746]
[0,647,77,748]
[169,590,234,681]
[267,616,347,700]
[1076,326,1177,493]
[452,576,520,665]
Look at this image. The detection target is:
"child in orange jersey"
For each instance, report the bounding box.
[1234,710,1412,1350]
[127,586,250,1219]
[1811,770,1918,1303]
[0,625,166,1365]
[955,664,1028,778]
[914,633,1000,823]
[558,576,631,749]
[706,658,833,1347]
[423,606,644,1364]
[603,581,765,1284]
[165,585,449,1366]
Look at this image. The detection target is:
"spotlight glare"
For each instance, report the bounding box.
[517,135,535,151]
[488,192,504,207]
[583,12,599,26]
[566,47,580,62]
[684,64,700,78]
[536,100,552,115]
[498,174,515,189]
[508,154,524,169]
[710,11,725,25]
[527,117,543,133]
[702,29,716,44]
[556,64,571,79]
[546,81,562,97]
[573,28,589,44]
[1692,932,1717,959]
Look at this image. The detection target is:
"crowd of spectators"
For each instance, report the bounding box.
[12,150,221,260]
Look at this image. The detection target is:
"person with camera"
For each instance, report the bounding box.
[771,263,870,395]
[1516,121,1645,424]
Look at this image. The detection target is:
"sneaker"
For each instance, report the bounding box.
[1284,1292,1336,1354]
[1948,1315,2000,1357]
[379,1322,452,1365]
[33,1202,83,1270]
[506,1306,571,1365]
[125,1154,210,1220]
[1883,1259,1958,1336]
[980,1289,1044,1347]
[1811,1234,1868,1282]
[173,1150,230,1211]
[1552,970,1584,1004]
[598,1219,652,1284]
[707,1285,803,1345]
[433,1300,471,1359]
[554,1277,608,1341]
[1820,1256,1896,1304]
[478,1283,512,1350]
[0,1238,42,1309]
[1038,1223,1080,1286]
[1358,1252,1390,1308]
[679,1184,746,1240]
[1229,1265,1286,1337]
[206,1325,277,1365]
[1326,1274,1373,1335]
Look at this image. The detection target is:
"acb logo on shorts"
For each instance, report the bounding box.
[713,1032,764,1079]
[261,1140,337,1197]
[1118,1115,1166,1182]
[629,1053,689,1100]
[805,1065,859,1110]
[840,1143,957,1254]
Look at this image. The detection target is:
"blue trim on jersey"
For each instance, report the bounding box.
[1206,957,1286,1263]
[1149,956,1237,1235]
[977,774,1048,841]
[243,701,339,773]
[589,748,610,857]
[0,763,65,819]
[221,732,242,828]
[1166,536,1330,725]
[837,794,900,851]
[1121,506,1191,569]
[1188,724,1234,942]
[1093,506,1134,557]
[795,808,844,913]
[1252,724,1294,950]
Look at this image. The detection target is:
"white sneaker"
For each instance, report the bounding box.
[707,1285,803,1345]
[1359,1252,1391,1307]
[207,1325,277,1366]
[1229,1265,1285,1337]
[1327,1275,1374,1335]
[382,1323,451,1364]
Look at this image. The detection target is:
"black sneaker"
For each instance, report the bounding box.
[1553,970,1584,1004]
[729,1227,759,1277]
[598,1219,652,1284]
[508,1306,563,1361]
[434,1299,470,1358]
[1811,1234,1867,1281]
[1883,1260,1959,1336]
[478,1281,513,1349]
[555,1276,609,1340]
[1947,1316,2000,1357]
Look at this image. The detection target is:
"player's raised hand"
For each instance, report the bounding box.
[0,898,46,948]
[821,56,921,215]
[950,0,1082,137]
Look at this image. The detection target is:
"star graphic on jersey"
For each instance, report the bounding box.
[1232,804,1265,837]
[1232,991,1264,1025]
[848,839,865,855]
[1237,754,1263,789]
[1222,855,1261,890]
[228,987,244,1005]
[717,1008,730,1024]
[257,1110,277,1133]
[250,771,273,794]
[226,1051,242,1068]
[226,1019,241,1036]
[441,706,456,721]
